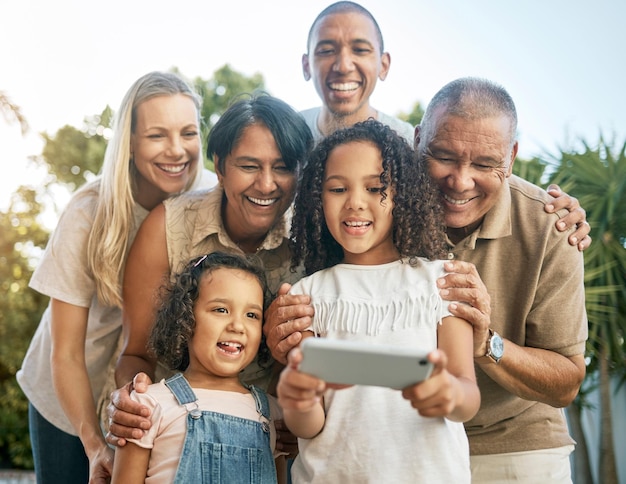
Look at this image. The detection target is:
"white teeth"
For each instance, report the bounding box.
[248,196,277,206]
[443,193,472,205]
[220,342,242,348]
[345,220,370,227]
[330,82,359,91]
[159,163,186,173]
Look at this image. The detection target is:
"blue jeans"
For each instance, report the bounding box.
[28,403,89,484]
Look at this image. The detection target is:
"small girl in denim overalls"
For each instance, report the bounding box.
[112,252,282,483]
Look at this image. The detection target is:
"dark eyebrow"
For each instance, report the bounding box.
[324,173,381,182]
[232,155,284,164]
[315,38,375,49]
[350,38,375,47]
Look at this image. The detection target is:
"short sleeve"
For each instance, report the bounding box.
[125,390,163,450]
[29,187,98,307]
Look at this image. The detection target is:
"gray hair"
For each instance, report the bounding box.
[419,77,518,151]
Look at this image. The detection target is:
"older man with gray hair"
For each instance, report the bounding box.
[416,77,587,483]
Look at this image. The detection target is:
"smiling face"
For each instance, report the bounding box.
[322,140,398,265]
[217,123,297,253]
[184,267,264,389]
[131,94,200,210]
[303,11,390,129]
[420,107,517,242]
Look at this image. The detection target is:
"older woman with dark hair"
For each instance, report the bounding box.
[110,93,312,446]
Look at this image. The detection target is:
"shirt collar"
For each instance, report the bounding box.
[190,185,290,251]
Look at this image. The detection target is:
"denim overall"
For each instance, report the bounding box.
[165,373,277,484]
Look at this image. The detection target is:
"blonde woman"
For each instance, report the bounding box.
[17,71,215,484]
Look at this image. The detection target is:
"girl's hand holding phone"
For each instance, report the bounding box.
[401,349,461,418]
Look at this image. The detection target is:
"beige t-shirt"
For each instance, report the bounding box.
[17,181,148,435]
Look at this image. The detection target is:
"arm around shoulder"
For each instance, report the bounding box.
[116,203,170,386]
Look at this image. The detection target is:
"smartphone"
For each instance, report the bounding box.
[299,337,433,389]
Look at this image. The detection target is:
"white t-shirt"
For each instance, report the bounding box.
[127,379,283,483]
[288,259,471,483]
[299,106,415,145]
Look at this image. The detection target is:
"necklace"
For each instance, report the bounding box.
[235,240,263,254]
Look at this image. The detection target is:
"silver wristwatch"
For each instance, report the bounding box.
[483,329,504,364]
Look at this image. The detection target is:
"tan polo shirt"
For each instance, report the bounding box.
[451,175,588,455]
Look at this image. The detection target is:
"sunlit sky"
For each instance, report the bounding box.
[2,0,625,212]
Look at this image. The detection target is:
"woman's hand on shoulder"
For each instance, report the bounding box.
[105,373,153,447]
[264,283,315,365]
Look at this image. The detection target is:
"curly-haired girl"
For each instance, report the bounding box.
[277,119,480,482]
[112,252,283,484]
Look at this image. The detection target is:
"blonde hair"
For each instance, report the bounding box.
[86,71,203,307]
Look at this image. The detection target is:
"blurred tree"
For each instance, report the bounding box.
[187,64,265,171]
[514,143,626,483]
[397,100,425,128]
[512,155,549,185]
[0,188,50,468]
[190,64,265,133]
[548,138,626,484]
[0,91,29,135]
[39,106,113,191]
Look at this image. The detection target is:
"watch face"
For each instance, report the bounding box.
[491,333,504,358]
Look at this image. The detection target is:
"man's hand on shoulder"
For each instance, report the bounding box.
[438,261,492,357]
[545,184,591,251]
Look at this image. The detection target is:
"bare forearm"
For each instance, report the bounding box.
[478,342,585,407]
[115,354,156,387]
[283,404,325,439]
[111,443,150,484]
[448,377,481,423]
[51,354,107,458]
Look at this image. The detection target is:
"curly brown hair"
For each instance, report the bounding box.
[290,119,448,275]
[148,251,271,372]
